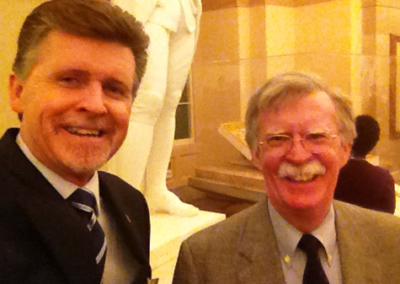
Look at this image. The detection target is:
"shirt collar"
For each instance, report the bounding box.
[16,134,100,204]
[269,199,337,266]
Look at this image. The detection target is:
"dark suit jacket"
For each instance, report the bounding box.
[173,199,400,284]
[0,128,151,284]
[335,159,396,214]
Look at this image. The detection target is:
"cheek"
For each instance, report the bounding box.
[119,105,131,123]
[325,148,349,170]
[261,152,281,169]
[111,102,131,130]
[317,154,344,184]
[29,92,71,116]
[261,156,281,180]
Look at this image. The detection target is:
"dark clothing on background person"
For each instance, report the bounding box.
[0,128,151,284]
[335,158,396,214]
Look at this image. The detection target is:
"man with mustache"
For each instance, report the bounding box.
[0,0,155,283]
[173,72,400,284]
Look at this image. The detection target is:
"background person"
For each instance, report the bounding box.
[0,0,154,283]
[335,114,396,213]
[173,72,400,284]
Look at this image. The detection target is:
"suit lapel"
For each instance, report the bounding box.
[99,178,149,266]
[334,201,382,283]
[236,200,286,284]
[0,129,99,283]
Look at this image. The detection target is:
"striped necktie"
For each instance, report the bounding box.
[68,188,107,281]
[298,234,329,284]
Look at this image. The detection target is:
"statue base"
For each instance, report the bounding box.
[150,210,225,284]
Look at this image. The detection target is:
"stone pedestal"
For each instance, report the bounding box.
[218,121,251,160]
[150,211,225,284]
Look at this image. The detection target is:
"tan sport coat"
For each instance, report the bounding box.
[173,199,400,284]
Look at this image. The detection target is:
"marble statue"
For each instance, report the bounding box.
[110,0,202,216]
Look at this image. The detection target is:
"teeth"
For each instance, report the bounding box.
[67,127,101,136]
[290,174,317,182]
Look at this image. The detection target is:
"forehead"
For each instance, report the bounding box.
[33,30,135,86]
[258,91,338,133]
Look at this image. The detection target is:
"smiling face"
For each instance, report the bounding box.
[252,91,351,218]
[9,30,135,186]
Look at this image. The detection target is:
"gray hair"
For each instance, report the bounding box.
[12,0,149,94]
[245,71,356,151]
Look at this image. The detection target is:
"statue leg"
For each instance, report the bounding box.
[144,16,199,216]
[106,22,169,192]
[107,122,154,191]
[144,90,199,216]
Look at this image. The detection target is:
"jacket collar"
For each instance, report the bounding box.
[99,173,151,282]
[334,201,382,283]
[236,199,286,284]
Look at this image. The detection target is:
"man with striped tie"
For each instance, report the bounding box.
[0,0,154,283]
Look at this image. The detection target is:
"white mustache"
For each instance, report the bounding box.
[278,161,326,182]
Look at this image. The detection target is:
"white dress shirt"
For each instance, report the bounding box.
[268,200,343,284]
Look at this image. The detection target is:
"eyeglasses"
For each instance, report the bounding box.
[258,130,338,156]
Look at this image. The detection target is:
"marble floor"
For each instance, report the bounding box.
[148,186,254,284]
[171,185,254,217]
[150,210,225,284]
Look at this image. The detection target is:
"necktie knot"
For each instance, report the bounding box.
[298,234,321,256]
[68,188,99,216]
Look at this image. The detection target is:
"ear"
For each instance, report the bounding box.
[339,142,352,167]
[251,148,263,171]
[9,74,25,114]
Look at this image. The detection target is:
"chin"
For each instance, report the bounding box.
[60,149,109,174]
[68,160,105,174]
[285,195,323,211]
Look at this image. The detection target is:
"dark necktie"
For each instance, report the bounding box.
[298,234,329,284]
[68,188,107,281]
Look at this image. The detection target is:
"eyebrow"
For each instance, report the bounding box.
[265,131,291,136]
[265,128,333,136]
[52,69,132,93]
[52,69,89,79]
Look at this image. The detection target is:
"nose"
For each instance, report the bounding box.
[284,138,312,163]
[78,82,107,114]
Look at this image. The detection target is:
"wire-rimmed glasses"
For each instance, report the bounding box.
[258,130,338,156]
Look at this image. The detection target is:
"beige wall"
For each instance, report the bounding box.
[193,0,400,181]
[192,8,243,166]
[3,0,400,183]
[364,1,400,177]
[238,5,267,119]
[295,1,352,93]
[0,0,47,135]
[265,5,295,78]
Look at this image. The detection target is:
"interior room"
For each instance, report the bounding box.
[2,1,400,283]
